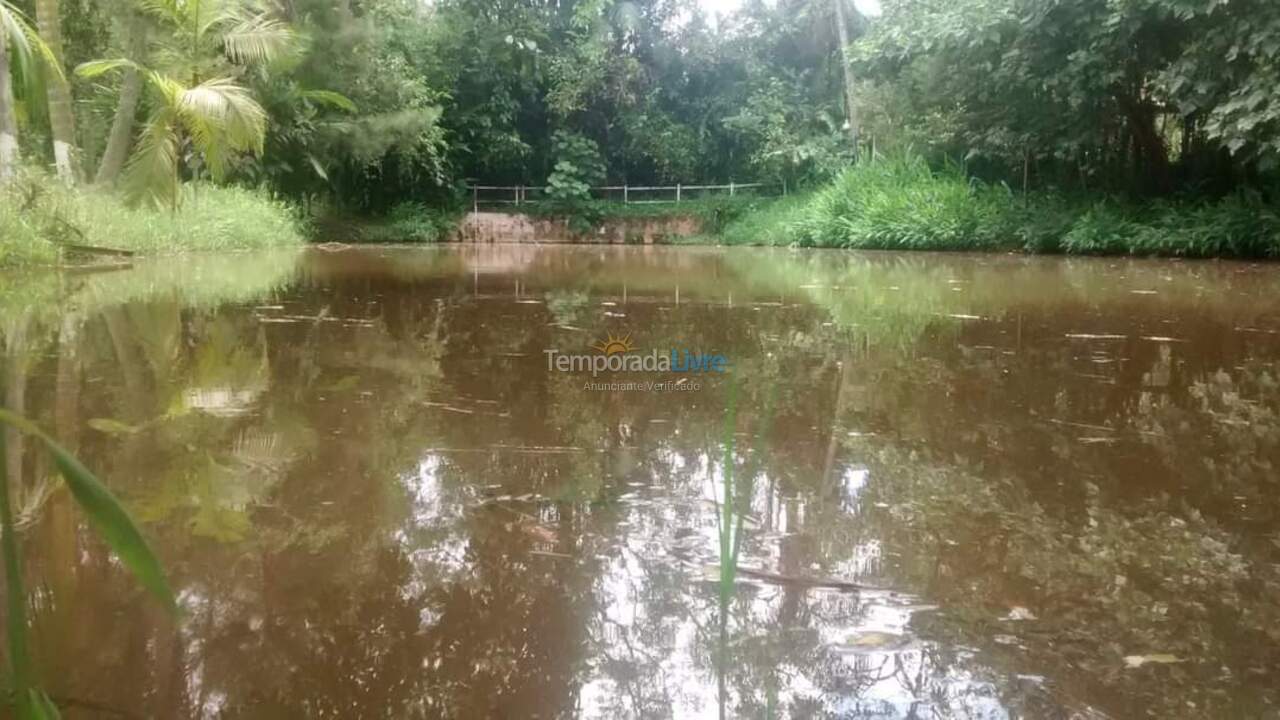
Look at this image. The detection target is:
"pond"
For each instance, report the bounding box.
[2,245,1279,719]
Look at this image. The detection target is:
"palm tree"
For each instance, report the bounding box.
[34,0,78,182]
[93,12,147,187]
[78,0,299,206]
[0,0,60,181]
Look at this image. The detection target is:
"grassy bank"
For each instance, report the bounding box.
[0,171,304,268]
[714,155,1280,258]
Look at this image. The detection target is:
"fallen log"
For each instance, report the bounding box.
[61,243,136,258]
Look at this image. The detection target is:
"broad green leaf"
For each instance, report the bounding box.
[26,688,61,719]
[48,445,177,613]
[299,89,356,112]
[74,58,141,79]
[0,410,177,614]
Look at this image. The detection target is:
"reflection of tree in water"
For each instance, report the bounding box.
[3,248,1280,718]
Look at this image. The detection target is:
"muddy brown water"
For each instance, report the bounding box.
[2,245,1279,719]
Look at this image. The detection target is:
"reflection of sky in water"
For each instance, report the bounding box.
[398,456,471,602]
[563,449,1027,719]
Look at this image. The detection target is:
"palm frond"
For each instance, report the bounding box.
[298,89,357,112]
[123,107,181,208]
[176,77,267,179]
[222,14,296,65]
[1,0,64,89]
[75,57,144,80]
[134,0,184,25]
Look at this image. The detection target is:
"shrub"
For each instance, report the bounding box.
[544,130,606,207]
[1060,195,1280,258]
[787,154,1019,250]
[1060,203,1143,255]
[354,201,460,243]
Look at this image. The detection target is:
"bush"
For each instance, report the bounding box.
[789,154,1019,250]
[544,131,607,206]
[0,170,303,267]
[353,201,460,243]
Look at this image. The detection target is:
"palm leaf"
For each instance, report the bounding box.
[74,57,143,79]
[0,410,177,614]
[0,0,63,89]
[306,154,329,180]
[176,77,267,179]
[222,14,296,65]
[134,0,184,25]
[298,89,356,112]
[123,106,181,208]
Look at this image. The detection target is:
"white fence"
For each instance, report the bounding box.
[465,182,785,211]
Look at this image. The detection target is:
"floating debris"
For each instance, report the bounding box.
[832,631,915,654]
[1003,606,1038,621]
[1123,654,1184,669]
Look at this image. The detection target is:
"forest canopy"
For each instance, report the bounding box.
[1,0,1277,213]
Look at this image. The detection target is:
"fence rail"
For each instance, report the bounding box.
[465,182,785,212]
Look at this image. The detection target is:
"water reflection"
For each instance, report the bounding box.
[1,246,1278,719]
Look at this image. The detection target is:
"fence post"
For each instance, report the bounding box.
[782,179,788,197]
[472,185,478,213]
[676,184,681,203]
[624,184,629,204]
[729,181,735,197]
[516,186,522,206]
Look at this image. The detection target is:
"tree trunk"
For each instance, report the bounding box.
[0,23,19,181]
[34,0,79,183]
[1120,95,1171,195]
[4,314,31,498]
[94,15,146,187]
[833,0,858,152]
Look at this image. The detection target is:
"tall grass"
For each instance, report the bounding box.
[0,169,304,267]
[714,193,811,246]
[791,155,1017,250]
[711,153,1280,258]
[1060,195,1280,257]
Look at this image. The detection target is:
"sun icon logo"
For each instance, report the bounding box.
[591,331,636,355]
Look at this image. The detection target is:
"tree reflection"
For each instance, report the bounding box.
[1,246,1278,718]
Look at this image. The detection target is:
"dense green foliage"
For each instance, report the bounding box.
[856,0,1280,194]
[2,0,1279,252]
[328,201,461,244]
[714,154,1280,256]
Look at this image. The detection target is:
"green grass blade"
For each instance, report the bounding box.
[26,689,60,719]
[718,381,738,592]
[0,410,177,614]
[49,445,177,613]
